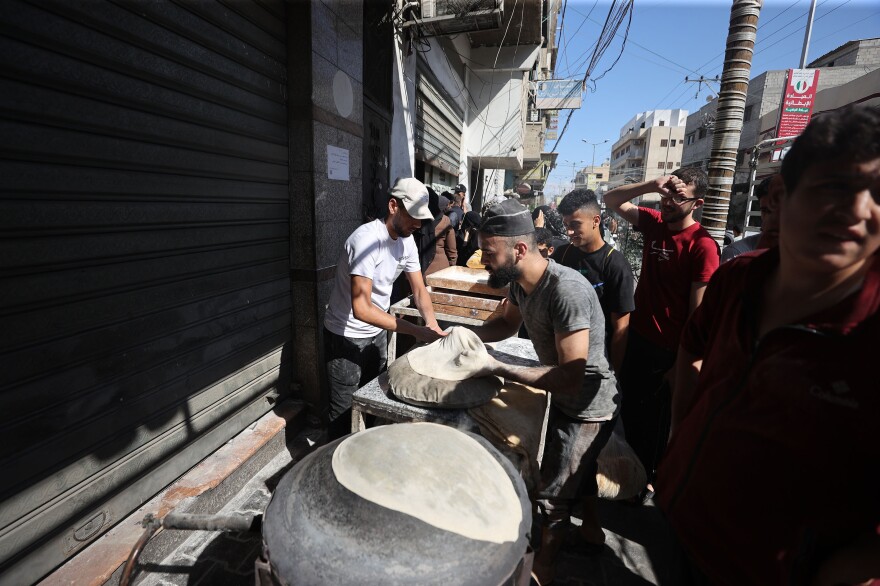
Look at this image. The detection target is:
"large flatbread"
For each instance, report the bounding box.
[388,354,502,409]
[406,326,490,381]
[331,423,522,544]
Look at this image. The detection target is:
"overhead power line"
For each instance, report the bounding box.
[760,8,880,63]
[754,0,855,58]
[547,0,634,159]
[566,4,704,78]
[692,0,834,75]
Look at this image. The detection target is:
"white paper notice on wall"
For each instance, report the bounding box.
[327,145,349,181]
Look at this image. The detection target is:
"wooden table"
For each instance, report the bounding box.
[351,337,540,433]
[388,266,507,361]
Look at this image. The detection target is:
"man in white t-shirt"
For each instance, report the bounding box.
[324,177,446,438]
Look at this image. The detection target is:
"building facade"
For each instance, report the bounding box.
[574,162,611,193]
[608,109,688,204]
[679,37,880,228]
[0,0,563,583]
[681,38,880,180]
[397,0,561,210]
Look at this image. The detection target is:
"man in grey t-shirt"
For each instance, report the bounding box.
[469,199,619,585]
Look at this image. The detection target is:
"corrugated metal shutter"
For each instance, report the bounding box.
[0,0,290,582]
[415,73,463,176]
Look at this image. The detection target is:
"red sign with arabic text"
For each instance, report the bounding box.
[775,69,820,139]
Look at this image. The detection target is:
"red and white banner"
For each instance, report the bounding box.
[776,69,820,139]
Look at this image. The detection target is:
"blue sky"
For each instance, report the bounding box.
[544,0,880,194]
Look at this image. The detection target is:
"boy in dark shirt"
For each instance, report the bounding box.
[553,189,635,374]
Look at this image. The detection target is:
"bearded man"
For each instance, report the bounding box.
[467,199,619,585]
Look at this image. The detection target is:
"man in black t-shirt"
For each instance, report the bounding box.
[553,189,635,373]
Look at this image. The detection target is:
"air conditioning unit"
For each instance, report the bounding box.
[408,0,503,37]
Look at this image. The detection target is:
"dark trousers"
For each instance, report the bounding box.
[536,406,616,527]
[619,329,675,484]
[324,327,387,440]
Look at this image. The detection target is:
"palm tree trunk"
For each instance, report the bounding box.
[703,0,763,244]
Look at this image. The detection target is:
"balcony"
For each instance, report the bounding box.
[468,0,543,47]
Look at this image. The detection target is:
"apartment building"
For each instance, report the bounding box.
[681,38,880,181]
[574,162,611,193]
[608,109,688,204]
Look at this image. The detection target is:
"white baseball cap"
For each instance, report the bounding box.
[390,177,432,221]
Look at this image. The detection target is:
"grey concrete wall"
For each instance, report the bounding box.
[288,0,364,419]
[811,38,880,68]
[682,56,879,171]
[681,101,716,168]
[854,40,880,67]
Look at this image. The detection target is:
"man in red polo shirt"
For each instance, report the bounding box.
[659,105,880,585]
[604,168,719,498]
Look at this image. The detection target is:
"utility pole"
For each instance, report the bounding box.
[799,0,818,68]
[582,139,609,169]
[702,0,762,245]
[684,75,721,100]
[581,139,608,189]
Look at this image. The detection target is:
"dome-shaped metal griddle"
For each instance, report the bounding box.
[262,423,531,585]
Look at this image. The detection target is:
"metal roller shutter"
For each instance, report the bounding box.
[415,72,463,176]
[0,0,290,582]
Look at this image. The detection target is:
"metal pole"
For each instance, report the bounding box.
[582,139,608,190]
[799,0,818,68]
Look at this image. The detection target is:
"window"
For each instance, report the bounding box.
[640,122,646,129]
[671,139,677,147]
[659,120,665,126]
[675,162,680,167]
[660,139,668,147]
[686,133,695,145]
[658,162,665,169]
[667,161,674,169]
[698,127,707,139]
[596,173,603,179]
[744,105,753,122]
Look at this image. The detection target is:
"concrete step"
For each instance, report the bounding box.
[41,401,313,586]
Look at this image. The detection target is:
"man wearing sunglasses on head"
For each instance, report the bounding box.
[603,168,719,502]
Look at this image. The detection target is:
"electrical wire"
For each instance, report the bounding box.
[646,0,845,122]
[753,0,855,59]
[652,78,688,110]
[556,0,600,78]
[558,0,571,79]
[391,0,523,206]
[567,5,707,78]
[691,0,833,77]
[546,0,635,169]
[758,9,880,63]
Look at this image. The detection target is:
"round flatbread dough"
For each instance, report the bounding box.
[331,423,522,544]
[388,354,502,408]
[406,326,490,381]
